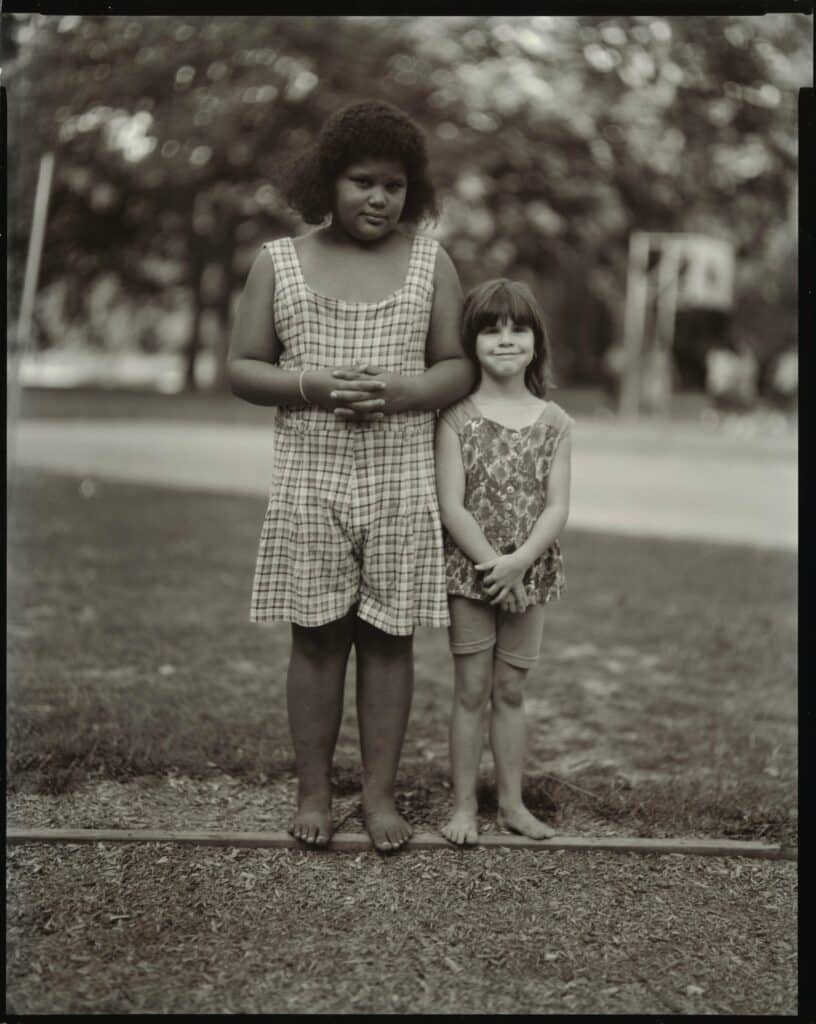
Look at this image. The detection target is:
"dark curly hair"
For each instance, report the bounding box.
[462,279,556,398]
[281,100,439,226]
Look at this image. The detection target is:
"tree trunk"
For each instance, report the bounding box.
[212,223,236,393]
[184,253,205,393]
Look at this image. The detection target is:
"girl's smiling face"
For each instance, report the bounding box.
[475,317,536,380]
[332,158,408,241]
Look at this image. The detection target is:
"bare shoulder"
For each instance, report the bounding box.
[244,243,279,291]
[432,242,461,285]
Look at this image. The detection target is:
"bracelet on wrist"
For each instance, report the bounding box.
[298,369,311,405]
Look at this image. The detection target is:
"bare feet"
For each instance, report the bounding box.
[289,798,332,847]
[362,795,413,852]
[497,805,556,840]
[440,807,480,846]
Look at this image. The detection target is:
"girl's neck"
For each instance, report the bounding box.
[323,218,398,251]
[475,374,536,403]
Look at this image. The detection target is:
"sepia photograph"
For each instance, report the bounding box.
[5,10,806,1015]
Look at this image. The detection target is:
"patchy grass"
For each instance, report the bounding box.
[5,842,797,1014]
[7,468,796,843]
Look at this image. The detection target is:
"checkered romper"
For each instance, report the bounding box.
[250,233,449,636]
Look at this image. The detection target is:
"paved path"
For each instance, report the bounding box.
[10,418,796,549]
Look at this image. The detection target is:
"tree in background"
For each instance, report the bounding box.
[5,13,809,391]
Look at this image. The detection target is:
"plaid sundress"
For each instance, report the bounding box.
[250,233,449,636]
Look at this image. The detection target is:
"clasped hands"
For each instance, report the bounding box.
[301,363,407,420]
[475,550,532,614]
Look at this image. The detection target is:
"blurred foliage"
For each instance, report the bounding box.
[5,13,810,390]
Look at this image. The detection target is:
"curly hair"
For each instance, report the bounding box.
[281,100,439,226]
[462,279,556,398]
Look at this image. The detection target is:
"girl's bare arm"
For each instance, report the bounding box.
[228,249,298,406]
[515,433,572,564]
[435,419,499,566]
[417,246,477,408]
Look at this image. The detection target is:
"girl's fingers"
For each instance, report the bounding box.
[474,560,497,572]
[330,385,385,400]
[339,398,386,411]
[490,587,510,606]
[487,577,522,594]
[331,365,370,379]
[334,408,385,420]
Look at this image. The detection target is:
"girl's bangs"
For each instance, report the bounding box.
[470,285,539,333]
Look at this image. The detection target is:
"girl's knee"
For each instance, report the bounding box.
[493,661,529,708]
[454,653,492,712]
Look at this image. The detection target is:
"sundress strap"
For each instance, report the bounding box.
[261,237,300,298]
[405,235,438,296]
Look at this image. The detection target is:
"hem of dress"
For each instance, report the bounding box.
[356,601,450,636]
[250,603,450,635]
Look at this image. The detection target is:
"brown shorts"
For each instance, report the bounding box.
[448,596,548,669]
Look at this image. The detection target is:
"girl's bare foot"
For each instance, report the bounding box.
[362,795,412,852]
[289,797,333,847]
[497,805,556,840]
[440,808,479,846]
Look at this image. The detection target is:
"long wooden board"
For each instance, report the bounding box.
[6,827,793,859]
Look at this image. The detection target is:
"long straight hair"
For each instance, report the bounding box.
[461,278,555,397]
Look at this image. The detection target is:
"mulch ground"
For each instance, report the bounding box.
[6,836,796,1015]
[6,773,798,1014]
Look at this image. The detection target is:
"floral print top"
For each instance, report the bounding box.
[440,396,574,606]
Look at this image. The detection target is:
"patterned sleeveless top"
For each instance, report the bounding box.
[440,396,574,606]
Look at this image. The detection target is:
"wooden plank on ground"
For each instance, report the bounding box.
[5,827,792,860]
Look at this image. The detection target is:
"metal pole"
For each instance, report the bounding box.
[8,151,55,459]
[652,238,680,416]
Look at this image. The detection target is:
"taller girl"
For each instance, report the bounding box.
[229,101,474,851]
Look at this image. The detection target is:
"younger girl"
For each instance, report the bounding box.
[229,101,473,852]
[435,279,573,845]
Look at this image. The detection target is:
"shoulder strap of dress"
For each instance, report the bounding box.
[261,237,300,291]
[440,398,476,435]
[544,401,575,441]
[405,234,439,291]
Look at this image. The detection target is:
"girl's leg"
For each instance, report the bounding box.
[490,658,555,839]
[440,649,493,846]
[354,618,415,851]
[287,608,356,845]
